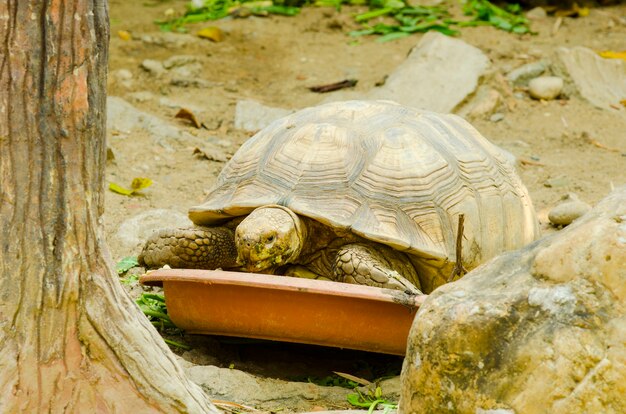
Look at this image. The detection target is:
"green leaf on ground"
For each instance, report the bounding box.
[116,256,139,274]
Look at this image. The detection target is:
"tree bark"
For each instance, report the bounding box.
[0,2,218,412]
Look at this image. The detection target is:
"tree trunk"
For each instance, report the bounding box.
[0,2,218,412]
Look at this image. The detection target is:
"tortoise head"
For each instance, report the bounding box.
[235,206,305,272]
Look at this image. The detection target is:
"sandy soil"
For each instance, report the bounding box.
[104,0,626,407]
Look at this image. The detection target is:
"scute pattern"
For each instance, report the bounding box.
[189,100,538,280]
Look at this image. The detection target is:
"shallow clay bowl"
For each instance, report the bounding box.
[140,269,426,355]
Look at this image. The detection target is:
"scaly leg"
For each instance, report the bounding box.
[139,226,238,270]
[333,243,422,295]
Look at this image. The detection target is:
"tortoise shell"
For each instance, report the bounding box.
[190,100,538,289]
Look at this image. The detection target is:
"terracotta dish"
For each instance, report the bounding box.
[140,269,426,355]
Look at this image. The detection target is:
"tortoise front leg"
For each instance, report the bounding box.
[333,243,423,295]
[139,227,238,270]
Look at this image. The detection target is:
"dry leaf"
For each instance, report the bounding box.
[197,27,224,42]
[193,147,230,162]
[599,50,626,62]
[175,108,202,128]
[309,79,357,93]
[333,371,371,386]
[117,30,132,41]
[109,177,153,196]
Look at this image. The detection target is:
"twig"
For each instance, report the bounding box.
[448,214,467,283]
[212,399,260,412]
[583,132,620,153]
[519,158,546,167]
[552,17,563,36]
[309,79,357,93]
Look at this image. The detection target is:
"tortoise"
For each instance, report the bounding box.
[140,100,539,294]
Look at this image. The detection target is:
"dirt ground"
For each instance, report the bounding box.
[104,0,626,408]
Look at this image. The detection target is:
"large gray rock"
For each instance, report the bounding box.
[234,99,295,132]
[115,209,192,253]
[400,187,626,414]
[107,96,220,151]
[557,47,626,110]
[107,96,196,148]
[369,32,490,113]
[182,362,351,412]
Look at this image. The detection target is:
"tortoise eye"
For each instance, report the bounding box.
[266,234,275,243]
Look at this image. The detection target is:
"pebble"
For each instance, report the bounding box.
[170,63,202,79]
[543,176,568,188]
[141,33,197,48]
[528,76,563,100]
[506,61,548,86]
[141,59,166,76]
[170,77,216,88]
[490,113,505,123]
[111,69,134,88]
[467,88,501,118]
[548,194,592,226]
[163,55,198,69]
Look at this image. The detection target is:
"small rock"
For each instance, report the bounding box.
[170,77,217,88]
[490,113,505,123]
[548,193,592,226]
[506,61,548,86]
[163,55,198,69]
[110,69,134,89]
[141,59,166,77]
[543,176,568,188]
[170,62,203,79]
[467,88,502,118]
[526,7,547,20]
[141,32,197,48]
[528,76,563,100]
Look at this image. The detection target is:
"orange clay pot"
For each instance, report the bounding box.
[140,269,426,355]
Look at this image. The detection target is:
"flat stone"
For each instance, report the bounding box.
[465,87,502,118]
[181,361,352,412]
[170,62,203,78]
[548,193,592,226]
[529,76,563,100]
[557,46,626,110]
[140,59,166,76]
[163,55,198,69]
[115,209,191,253]
[400,186,626,414]
[107,96,205,149]
[141,32,198,48]
[368,32,490,113]
[170,77,217,88]
[234,99,295,132]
